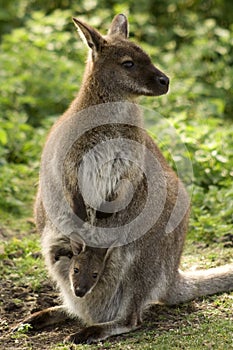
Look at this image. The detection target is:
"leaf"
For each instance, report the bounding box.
[0,129,7,145]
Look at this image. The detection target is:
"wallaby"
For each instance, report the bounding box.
[15,14,233,344]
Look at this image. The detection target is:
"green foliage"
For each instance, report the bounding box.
[0,164,35,214]
[1,0,233,36]
[0,10,83,127]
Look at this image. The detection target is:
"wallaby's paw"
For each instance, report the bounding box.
[64,325,106,344]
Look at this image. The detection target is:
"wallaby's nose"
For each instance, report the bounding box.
[159,75,169,87]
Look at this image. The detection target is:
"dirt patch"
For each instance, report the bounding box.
[0,278,79,350]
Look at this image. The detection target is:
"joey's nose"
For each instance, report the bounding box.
[75,287,87,298]
[159,75,169,87]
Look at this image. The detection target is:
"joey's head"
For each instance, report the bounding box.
[69,235,112,298]
[73,14,169,100]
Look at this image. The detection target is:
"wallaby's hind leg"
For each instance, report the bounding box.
[13,305,70,331]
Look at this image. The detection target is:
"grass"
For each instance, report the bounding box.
[0,234,46,292]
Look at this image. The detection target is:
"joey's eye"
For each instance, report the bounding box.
[74,267,79,274]
[122,61,134,69]
[92,272,98,279]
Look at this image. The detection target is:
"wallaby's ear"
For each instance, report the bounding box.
[70,232,86,255]
[108,14,128,39]
[73,17,106,55]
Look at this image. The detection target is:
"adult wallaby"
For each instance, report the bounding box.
[16,14,233,344]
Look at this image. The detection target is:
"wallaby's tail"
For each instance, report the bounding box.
[165,264,233,305]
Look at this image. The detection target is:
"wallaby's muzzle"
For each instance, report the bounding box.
[144,65,170,96]
[153,68,169,95]
[158,75,169,89]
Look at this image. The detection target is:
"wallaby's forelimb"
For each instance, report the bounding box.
[14,306,71,331]
[165,264,233,305]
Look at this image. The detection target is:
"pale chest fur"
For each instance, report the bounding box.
[78,136,144,224]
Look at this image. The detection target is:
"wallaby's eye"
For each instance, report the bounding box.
[92,272,98,279]
[122,61,134,69]
[74,267,79,274]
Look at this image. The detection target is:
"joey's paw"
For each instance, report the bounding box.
[64,325,105,344]
[12,310,49,332]
[12,321,33,333]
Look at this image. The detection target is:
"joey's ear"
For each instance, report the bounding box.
[95,248,108,260]
[73,17,106,55]
[108,14,128,38]
[70,233,86,255]
[103,240,117,262]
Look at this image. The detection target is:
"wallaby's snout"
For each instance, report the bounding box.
[155,73,169,95]
[147,64,169,96]
[158,74,169,89]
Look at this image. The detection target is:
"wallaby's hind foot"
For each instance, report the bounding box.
[13,305,70,332]
[64,315,141,344]
[64,325,110,345]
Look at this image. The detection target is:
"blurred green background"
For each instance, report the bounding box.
[0,0,232,242]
